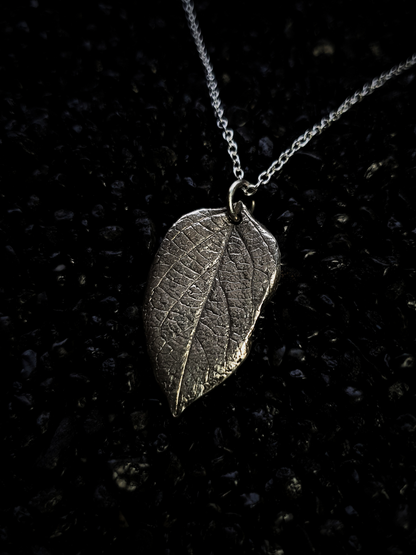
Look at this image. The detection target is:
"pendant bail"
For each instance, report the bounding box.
[228,180,256,223]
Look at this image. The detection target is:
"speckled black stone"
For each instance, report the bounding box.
[1,1,416,554]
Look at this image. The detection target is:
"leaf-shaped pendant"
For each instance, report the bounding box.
[143,202,281,416]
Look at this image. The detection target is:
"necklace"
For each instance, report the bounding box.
[143,0,416,417]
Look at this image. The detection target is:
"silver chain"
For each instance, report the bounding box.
[182,0,244,181]
[182,0,416,196]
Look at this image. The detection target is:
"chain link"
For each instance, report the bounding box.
[182,0,244,180]
[182,0,416,195]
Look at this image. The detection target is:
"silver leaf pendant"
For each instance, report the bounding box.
[143,202,281,416]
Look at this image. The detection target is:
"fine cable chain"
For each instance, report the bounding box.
[181,0,244,181]
[181,0,416,196]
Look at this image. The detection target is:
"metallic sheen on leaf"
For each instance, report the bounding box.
[143,202,281,416]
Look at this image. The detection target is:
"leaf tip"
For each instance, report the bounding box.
[170,403,184,418]
[167,395,183,418]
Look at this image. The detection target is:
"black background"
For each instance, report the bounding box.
[1,1,416,554]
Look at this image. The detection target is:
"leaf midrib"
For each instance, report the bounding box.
[175,219,234,413]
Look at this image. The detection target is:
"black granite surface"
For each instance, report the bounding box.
[1,1,416,554]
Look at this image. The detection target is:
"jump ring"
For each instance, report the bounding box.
[227,180,256,223]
